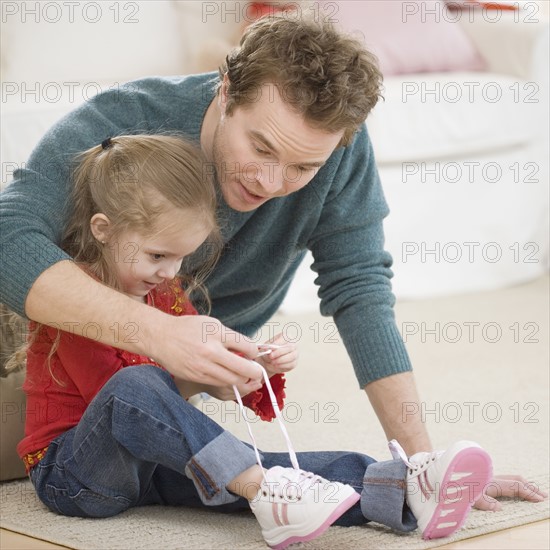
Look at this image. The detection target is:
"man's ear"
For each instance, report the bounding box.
[90,213,112,244]
[219,73,230,116]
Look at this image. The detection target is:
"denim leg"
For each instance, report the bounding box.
[138,433,416,532]
[361,458,418,532]
[30,364,416,531]
[148,451,416,533]
[30,366,257,517]
[149,450,372,526]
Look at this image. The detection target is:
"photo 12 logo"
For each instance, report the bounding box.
[401,321,540,344]
[200,1,339,24]
[401,241,540,264]
[402,401,540,424]
[1,1,140,24]
[201,399,340,425]
[402,81,540,104]
[401,1,540,24]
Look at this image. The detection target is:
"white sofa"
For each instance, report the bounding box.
[1,1,549,312]
[283,4,550,310]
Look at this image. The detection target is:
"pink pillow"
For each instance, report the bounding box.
[323,0,486,75]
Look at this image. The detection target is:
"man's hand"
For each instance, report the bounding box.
[175,334,298,402]
[149,314,262,387]
[255,332,299,377]
[474,474,548,511]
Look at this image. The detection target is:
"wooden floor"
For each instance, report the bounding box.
[1,519,548,549]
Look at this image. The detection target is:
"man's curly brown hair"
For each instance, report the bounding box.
[219,14,383,146]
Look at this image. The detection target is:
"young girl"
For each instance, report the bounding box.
[15,134,360,550]
[15,134,510,549]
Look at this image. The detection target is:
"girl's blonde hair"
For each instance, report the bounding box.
[63,134,221,299]
[7,134,221,380]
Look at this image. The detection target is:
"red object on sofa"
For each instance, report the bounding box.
[246,2,299,21]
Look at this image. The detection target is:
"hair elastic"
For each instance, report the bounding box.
[101,137,113,150]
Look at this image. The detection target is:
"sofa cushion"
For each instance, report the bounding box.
[367,72,540,164]
[328,0,485,76]
[1,370,27,481]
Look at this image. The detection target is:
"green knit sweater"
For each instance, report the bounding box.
[0,72,412,387]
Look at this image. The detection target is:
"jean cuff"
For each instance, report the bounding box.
[361,458,418,532]
[185,431,259,506]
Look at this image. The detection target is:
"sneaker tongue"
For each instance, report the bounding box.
[409,450,444,464]
[264,467,320,493]
[409,451,431,462]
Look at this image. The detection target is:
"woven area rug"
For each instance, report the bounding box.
[1,277,549,549]
[0,476,548,549]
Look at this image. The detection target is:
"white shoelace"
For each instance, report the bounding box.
[388,439,412,466]
[265,467,324,500]
[233,350,300,485]
[388,439,441,472]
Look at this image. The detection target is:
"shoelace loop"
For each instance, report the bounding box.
[233,358,300,486]
[389,440,440,473]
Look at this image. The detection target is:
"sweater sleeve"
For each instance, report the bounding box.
[0,80,170,317]
[308,126,412,388]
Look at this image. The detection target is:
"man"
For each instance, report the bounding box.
[2,13,428,450]
[0,13,453,452]
[0,16,541,515]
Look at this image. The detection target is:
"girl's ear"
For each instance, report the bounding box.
[90,213,112,244]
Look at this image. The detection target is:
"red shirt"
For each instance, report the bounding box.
[17,279,285,463]
[17,279,195,460]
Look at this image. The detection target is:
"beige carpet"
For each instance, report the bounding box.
[1,276,548,549]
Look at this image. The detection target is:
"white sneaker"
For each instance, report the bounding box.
[390,440,493,540]
[250,465,360,549]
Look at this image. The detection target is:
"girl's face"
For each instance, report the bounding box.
[97,208,212,301]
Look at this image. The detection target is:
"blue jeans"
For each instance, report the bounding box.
[29,366,417,532]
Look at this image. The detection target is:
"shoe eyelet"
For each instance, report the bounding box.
[271,493,275,498]
[262,491,267,497]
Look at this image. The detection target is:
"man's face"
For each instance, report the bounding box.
[212,82,344,212]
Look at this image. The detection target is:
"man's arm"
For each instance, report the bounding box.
[1,80,260,385]
[25,261,260,385]
[309,126,431,453]
[365,372,432,455]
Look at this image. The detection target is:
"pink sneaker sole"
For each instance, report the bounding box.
[271,491,361,550]
[422,447,493,540]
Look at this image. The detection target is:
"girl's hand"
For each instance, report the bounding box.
[255,332,299,377]
[473,474,548,511]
